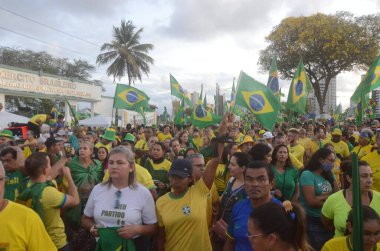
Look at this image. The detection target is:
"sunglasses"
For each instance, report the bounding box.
[114,190,122,209]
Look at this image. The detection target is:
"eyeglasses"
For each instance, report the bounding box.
[114,190,122,209]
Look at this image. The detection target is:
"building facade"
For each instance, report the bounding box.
[310,77,337,115]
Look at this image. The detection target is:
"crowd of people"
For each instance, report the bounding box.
[1,111,380,251]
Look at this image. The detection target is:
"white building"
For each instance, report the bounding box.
[372,90,380,116]
[310,77,337,115]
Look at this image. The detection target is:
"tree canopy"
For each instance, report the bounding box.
[96,20,154,85]
[258,12,380,113]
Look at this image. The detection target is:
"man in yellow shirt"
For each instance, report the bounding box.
[0,163,56,251]
[287,128,305,165]
[329,128,350,160]
[362,133,380,192]
[352,129,374,159]
[94,128,115,153]
[305,127,326,162]
[157,125,173,142]
[27,113,53,138]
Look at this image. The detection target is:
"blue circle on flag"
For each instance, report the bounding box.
[249,94,265,112]
[126,91,138,103]
[372,73,376,81]
[295,81,303,96]
[270,77,279,92]
[195,105,207,118]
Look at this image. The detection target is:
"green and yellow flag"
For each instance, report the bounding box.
[96,227,135,251]
[113,84,149,111]
[170,74,192,107]
[286,59,312,114]
[174,98,186,125]
[267,57,280,96]
[351,55,380,104]
[190,93,221,128]
[235,71,281,130]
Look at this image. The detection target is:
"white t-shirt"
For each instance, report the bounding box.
[84,183,157,228]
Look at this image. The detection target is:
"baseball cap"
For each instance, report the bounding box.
[45,137,62,148]
[263,131,274,140]
[168,159,193,178]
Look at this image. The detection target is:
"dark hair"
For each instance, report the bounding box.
[25,152,49,179]
[345,206,380,235]
[341,160,370,189]
[221,142,238,164]
[250,202,310,251]
[183,147,197,159]
[95,146,109,162]
[248,143,272,161]
[304,148,335,187]
[271,144,293,169]
[232,152,250,168]
[178,131,189,146]
[0,147,17,159]
[245,160,274,182]
[153,141,166,153]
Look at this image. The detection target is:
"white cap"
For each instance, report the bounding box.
[263,131,274,139]
[37,136,46,144]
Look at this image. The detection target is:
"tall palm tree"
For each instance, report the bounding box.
[97,20,154,85]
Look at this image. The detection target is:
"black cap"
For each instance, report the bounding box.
[45,137,62,148]
[168,159,193,178]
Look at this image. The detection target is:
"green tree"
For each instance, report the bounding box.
[258,12,380,113]
[96,20,154,85]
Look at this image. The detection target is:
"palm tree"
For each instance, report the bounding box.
[97,20,154,85]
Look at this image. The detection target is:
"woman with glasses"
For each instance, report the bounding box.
[321,160,380,237]
[322,206,380,251]
[248,201,311,251]
[82,146,157,250]
[299,148,339,251]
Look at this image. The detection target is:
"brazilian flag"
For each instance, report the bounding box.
[286,59,312,114]
[174,98,186,125]
[96,227,135,251]
[190,94,221,128]
[235,71,281,130]
[267,57,279,95]
[113,84,150,110]
[170,74,193,107]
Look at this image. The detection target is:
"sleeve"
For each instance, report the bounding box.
[321,241,333,251]
[27,209,57,251]
[136,167,156,190]
[289,153,303,169]
[195,177,211,196]
[42,186,66,208]
[321,193,335,219]
[141,186,158,225]
[300,171,314,187]
[83,185,98,217]
[156,200,165,227]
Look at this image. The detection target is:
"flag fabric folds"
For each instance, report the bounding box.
[351,55,380,104]
[96,227,135,251]
[113,84,150,110]
[286,59,312,114]
[174,98,186,125]
[170,74,193,107]
[190,94,221,128]
[235,71,281,130]
[267,57,280,95]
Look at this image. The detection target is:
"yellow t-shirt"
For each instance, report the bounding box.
[214,163,227,194]
[192,137,203,150]
[289,153,303,170]
[29,114,48,125]
[329,140,350,159]
[362,150,380,192]
[103,164,156,190]
[0,201,56,251]
[289,143,305,165]
[322,236,380,251]
[352,144,373,159]
[94,142,112,153]
[305,139,325,156]
[206,183,219,228]
[156,179,212,251]
[157,132,173,142]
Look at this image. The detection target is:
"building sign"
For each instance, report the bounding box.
[0,66,102,101]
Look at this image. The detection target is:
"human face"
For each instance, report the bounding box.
[147,137,158,150]
[1,153,17,172]
[275,146,288,163]
[163,126,170,134]
[359,165,373,192]
[0,137,11,145]
[247,218,272,251]
[202,136,210,146]
[229,144,238,156]
[363,220,380,251]
[97,148,108,161]
[192,157,205,181]
[320,153,335,169]
[108,153,134,180]
[144,128,153,140]
[181,132,189,143]
[245,168,273,200]
[240,142,253,153]
[84,135,95,144]
[151,144,164,159]
[79,143,92,159]
[169,175,192,194]
[26,131,34,140]
[273,137,286,148]
[348,126,354,135]
[331,135,341,143]
[247,129,255,138]
[163,139,171,150]
[229,156,244,178]
[287,132,297,144]
[171,140,180,154]
[263,151,272,164]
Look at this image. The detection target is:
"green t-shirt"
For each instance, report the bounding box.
[322,190,380,237]
[4,170,24,201]
[299,170,333,217]
[272,166,298,200]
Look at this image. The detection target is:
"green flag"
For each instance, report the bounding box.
[96,227,136,251]
[351,55,380,104]
[286,59,312,114]
[170,74,192,107]
[174,98,186,125]
[190,94,221,128]
[235,71,281,130]
[267,57,280,95]
[136,106,147,125]
[113,84,149,110]
[351,154,364,251]
[65,98,79,126]
[333,103,342,121]
[355,95,365,125]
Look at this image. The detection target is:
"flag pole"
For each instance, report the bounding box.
[352,153,364,250]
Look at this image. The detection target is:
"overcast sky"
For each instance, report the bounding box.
[0,0,379,115]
